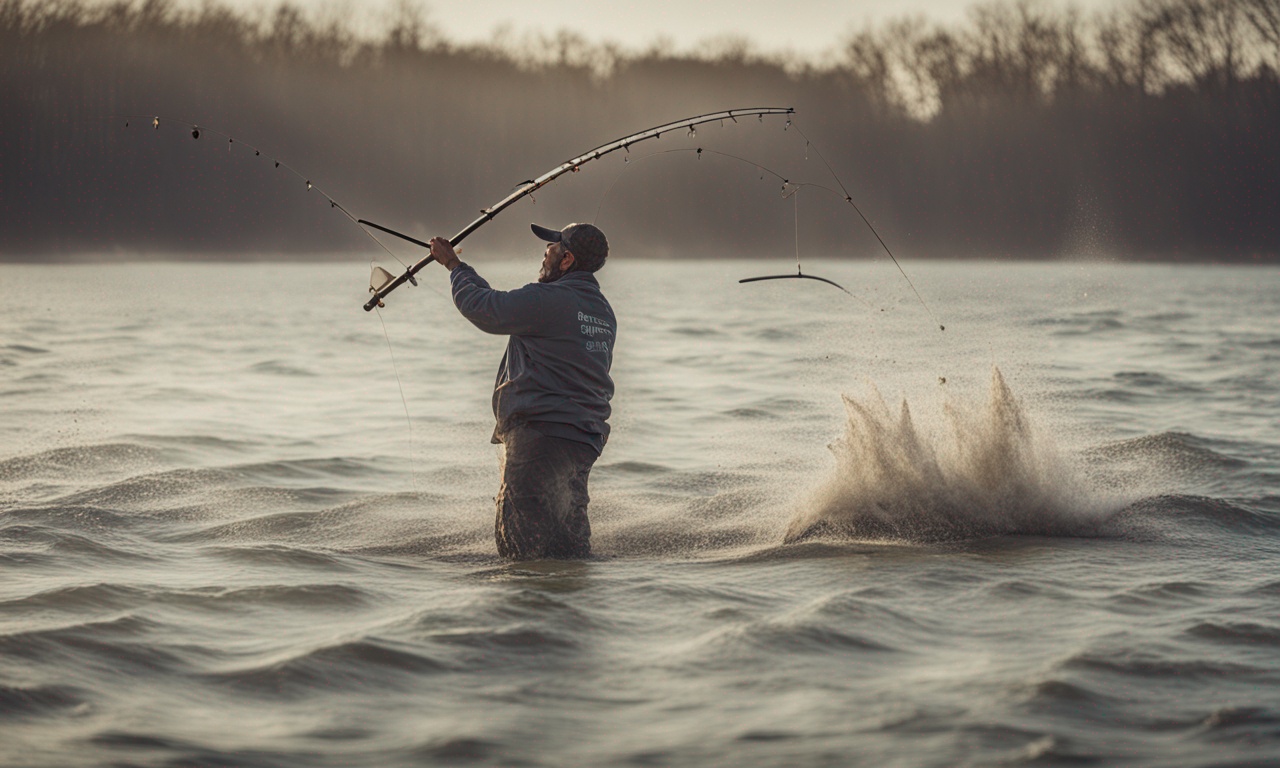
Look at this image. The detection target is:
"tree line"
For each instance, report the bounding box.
[1,0,1276,260]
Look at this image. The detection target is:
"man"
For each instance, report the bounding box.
[428,223,615,560]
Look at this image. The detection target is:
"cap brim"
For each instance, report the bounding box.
[530,223,562,242]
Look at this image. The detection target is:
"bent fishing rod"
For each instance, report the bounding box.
[360,107,794,311]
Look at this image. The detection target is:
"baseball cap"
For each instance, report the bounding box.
[530,222,609,272]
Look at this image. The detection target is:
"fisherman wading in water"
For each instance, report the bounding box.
[428,223,615,560]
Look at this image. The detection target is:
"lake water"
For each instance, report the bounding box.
[1,259,1278,766]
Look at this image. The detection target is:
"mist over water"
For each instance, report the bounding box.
[3,0,1278,259]
[1,260,1279,766]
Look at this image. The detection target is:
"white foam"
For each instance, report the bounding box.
[786,367,1118,543]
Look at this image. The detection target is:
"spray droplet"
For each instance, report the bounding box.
[275,161,280,168]
[255,150,260,156]
[758,115,763,123]
[785,118,791,131]
[940,325,946,331]
[191,127,200,139]
[152,117,159,129]
[124,121,129,128]
[696,147,703,159]
[623,156,629,164]
[330,200,336,208]
[306,180,312,190]
[939,377,947,384]
[805,141,809,160]
[687,126,696,138]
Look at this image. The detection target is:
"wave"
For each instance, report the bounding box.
[0,443,166,482]
[0,683,86,719]
[0,524,156,563]
[1106,494,1280,536]
[2,344,51,355]
[249,359,316,377]
[1061,650,1264,680]
[785,367,1119,544]
[0,582,370,614]
[0,616,184,675]
[1084,432,1248,476]
[204,638,446,697]
[1185,620,1280,644]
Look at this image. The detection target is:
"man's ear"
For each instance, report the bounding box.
[561,251,576,271]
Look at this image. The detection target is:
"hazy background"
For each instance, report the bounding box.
[2,0,1277,261]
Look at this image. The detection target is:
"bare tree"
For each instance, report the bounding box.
[1148,0,1245,89]
[1241,0,1280,72]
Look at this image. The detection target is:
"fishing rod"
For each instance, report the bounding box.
[360,107,795,311]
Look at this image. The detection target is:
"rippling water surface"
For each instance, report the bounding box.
[2,260,1278,766]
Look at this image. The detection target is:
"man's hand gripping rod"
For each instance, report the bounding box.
[361,221,438,310]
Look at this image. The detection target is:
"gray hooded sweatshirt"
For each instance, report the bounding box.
[450,263,615,454]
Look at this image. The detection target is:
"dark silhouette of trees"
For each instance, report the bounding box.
[1,0,1276,260]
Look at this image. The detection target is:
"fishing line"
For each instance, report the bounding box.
[788,120,945,332]
[792,184,802,275]
[374,306,420,495]
[591,146,879,307]
[106,114,415,272]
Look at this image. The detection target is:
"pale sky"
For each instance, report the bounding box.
[198,0,1126,57]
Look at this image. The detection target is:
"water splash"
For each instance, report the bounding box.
[786,367,1114,543]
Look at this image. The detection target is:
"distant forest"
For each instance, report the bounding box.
[2,0,1277,260]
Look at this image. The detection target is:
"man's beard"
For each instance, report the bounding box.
[538,259,569,283]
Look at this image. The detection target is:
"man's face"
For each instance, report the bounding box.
[539,241,571,283]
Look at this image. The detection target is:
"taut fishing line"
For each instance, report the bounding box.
[582,115,944,327]
[788,119,945,331]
